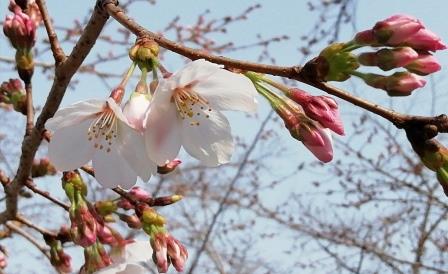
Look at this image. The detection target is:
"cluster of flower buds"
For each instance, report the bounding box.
[63,171,97,247]
[405,125,448,196]
[31,157,57,178]
[246,72,344,162]
[3,1,40,82]
[128,38,160,72]
[0,79,26,115]
[45,237,72,273]
[137,204,188,273]
[0,246,7,270]
[304,15,446,97]
[80,242,112,274]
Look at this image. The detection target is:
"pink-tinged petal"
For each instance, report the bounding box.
[122,241,153,263]
[302,127,334,163]
[144,104,182,165]
[48,119,95,171]
[92,148,137,189]
[94,263,145,274]
[193,68,258,113]
[45,99,104,131]
[170,59,221,87]
[106,98,129,124]
[117,121,156,182]
[373,14,423,45]
[181,109,234,166]
[405,53,442,75]
[123,93,150,132]
[402,29,447,51]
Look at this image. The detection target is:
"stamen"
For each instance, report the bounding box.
[87,107,119,152]
[172,86,212,126]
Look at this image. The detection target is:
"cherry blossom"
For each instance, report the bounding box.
[144,59,258,166]
[46,93,156,188]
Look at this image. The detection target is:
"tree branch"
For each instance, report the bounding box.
[0,0,110,224]
[35,0,66,64]
[104,2,448,133]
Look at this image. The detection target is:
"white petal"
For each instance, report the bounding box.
[194,68,258,113]
[107,98,129,124]
[94,263,146,274]
[144,104,182,165]
[92,147,138,189]
[123,241,153,263]
[170,59,221,87]
[117,121,156,182]
[46,99,104,131]
[123,93,151,131]
[181,109,234,166]
[48,119,94,171]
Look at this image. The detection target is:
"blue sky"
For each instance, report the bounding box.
[1,0,448,273]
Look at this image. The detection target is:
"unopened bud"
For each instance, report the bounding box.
[119,214,142,229]
[142,207,165,226]
[405,52,441,76]
[95,200,118,216]
[3,8,36,50]
[358,47,418,71]
[129,186,151,202]
[362,71,426,96]
[0,78,26,115]
[153,194,183,206]
[157,159,182,174]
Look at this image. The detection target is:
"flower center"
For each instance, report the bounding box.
[87,107,118,153]
[171,86,212,126]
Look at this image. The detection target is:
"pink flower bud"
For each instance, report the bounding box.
[117,198,134,210]
[123,93,150,131]
[287,89,344,135]
[119,214,142,229]
[49,240,72,273]
[358,47,419,71]
[0,78,26,114]
[157,158,182,174]
[405,52,441,75]
[372,15,423,45]
[363,72,426,96]
[166,235,188,272]
[3,9,36,50]
[129,186,151,202]
[301,123,334,163]
[150,233,169,273]
[400,29,447,51]
[354,30,378,45]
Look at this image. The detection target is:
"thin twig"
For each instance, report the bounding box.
[15,214,58,238]
[187,111,273,274]
[35,0,66,64]
[5,221,50,260]
[24,82,34,136]
[24,180,70,211]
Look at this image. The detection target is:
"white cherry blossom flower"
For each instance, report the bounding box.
[94,241,153,274]
[46,95,156,188]
[145,59,258,166]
